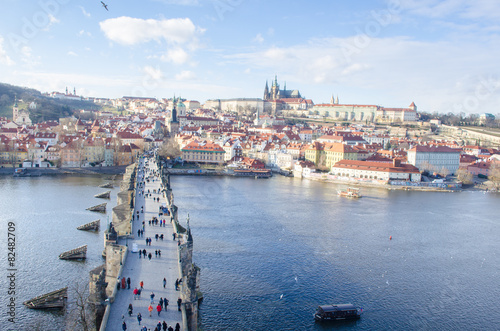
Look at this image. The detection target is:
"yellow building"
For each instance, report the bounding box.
[305,142,358,170]
[181,140,225,164]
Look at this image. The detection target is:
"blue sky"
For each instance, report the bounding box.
[1,0,500,114]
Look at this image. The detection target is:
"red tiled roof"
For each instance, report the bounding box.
[332,160,420,173]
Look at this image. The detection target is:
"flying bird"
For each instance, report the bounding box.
[101,1,108,11]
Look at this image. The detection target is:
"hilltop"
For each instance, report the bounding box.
[0,83,100,122]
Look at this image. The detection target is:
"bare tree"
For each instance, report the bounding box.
[419,161,436,174]
[456,168,473,185]
[316,153,329,172]
[438,166,450,177]
[67,282,95,331]
[489,162,500,190]
[158,136,181,160]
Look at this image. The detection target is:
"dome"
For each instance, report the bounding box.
[177,101,186,108]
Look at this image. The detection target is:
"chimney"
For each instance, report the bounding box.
[393,158,401,167]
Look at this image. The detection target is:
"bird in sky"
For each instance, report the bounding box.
[101,1,108,11]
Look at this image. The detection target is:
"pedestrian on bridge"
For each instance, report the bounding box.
[140,280,144,289]
[164,298,169,311]
[150,292,155,304]
[137,312,142,325]
[128,303,133,316]
[148,304,153,317]
[157,303,162,316]
[163,278,166,288]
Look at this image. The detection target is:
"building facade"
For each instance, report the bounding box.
[407,145,461,175]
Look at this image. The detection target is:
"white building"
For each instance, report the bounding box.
[331,159,421,182]
[407,145,461,175]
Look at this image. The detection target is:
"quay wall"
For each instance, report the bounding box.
[93,164,137,331]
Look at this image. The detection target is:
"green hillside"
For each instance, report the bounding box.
[0,83,101,123]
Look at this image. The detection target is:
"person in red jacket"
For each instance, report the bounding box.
[156,303,162,316]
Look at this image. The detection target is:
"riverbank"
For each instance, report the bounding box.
[0,166,128,177]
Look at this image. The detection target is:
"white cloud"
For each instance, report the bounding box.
[79,6,91,18]
[100,16,204,64]
[99,17,204,46]
[67,51,78,57]
[253,33,264,44]
[0,35,15,66]
[21,46,40,67]
[143,66,163,81]
[41,14,60,31]
[161,47,189,64]
[396,0,500,21]
[78,30,92,37]
[175,70,196,80]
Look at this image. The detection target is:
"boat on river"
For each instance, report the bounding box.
[338,187,361,198]
[314,304,362,322]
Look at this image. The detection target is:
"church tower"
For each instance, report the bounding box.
[168,96,180,135]
[12,95,32,126]
[263,80,269,100]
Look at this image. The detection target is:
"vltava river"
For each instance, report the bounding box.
[0,175,120,330]
[171,176,500,330]
[1,175,499,330]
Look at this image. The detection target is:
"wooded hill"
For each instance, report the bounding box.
[0,82,100,123]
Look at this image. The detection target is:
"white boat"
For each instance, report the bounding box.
[338,187,361,198]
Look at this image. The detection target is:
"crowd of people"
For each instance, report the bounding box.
[117,154,183,331]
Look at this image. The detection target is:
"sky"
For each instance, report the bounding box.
[1,0,500,114]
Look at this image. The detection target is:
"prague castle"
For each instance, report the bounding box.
[263,75,302,100]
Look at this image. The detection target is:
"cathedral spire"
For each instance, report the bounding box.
[335,95,339,104]
[330,94,334,105]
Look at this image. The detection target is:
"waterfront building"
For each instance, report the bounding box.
[293,160,316,178]
[407,145,461,174]
[305,142,358,170]
[181,140,225,164]
[466,160,498,177]
[60,141,81,167]
[331,158,421,182]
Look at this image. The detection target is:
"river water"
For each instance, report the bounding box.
[1,175,499,330]
[0,175,120,330]
[170,176,500,331]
